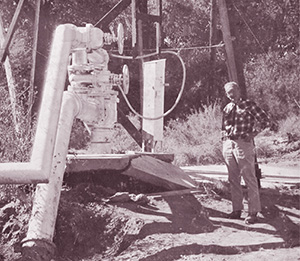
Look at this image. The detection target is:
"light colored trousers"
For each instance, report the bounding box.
[222,138,261,214]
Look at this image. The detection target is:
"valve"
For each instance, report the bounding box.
[66,25,130,153]
[103,23,125,55]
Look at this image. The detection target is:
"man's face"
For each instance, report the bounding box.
[225,85,241,103]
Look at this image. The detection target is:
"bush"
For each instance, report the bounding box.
[162,103,223,166]
[245,51,300,120]
[278,114,300,138]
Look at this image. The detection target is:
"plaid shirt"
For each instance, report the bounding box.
[222,99,271,140]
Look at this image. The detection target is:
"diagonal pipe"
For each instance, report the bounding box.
[21,91,80,257]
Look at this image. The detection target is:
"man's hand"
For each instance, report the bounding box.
[245,132,258,142]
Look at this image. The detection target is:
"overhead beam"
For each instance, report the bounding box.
[0,0,26,63]
[94,0,131,29]
[117,107,143,147]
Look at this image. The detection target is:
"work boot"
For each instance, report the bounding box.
[244,212,257,224]
[227,210,241,219]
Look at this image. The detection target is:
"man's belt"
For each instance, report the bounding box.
[222,134,249,141]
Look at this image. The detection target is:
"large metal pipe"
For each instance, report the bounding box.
[22,91,80,254]
[0,24,82,184]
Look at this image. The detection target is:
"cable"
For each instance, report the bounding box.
[232,3,267,55]
[117,50,186,120]
[110,43,225,59]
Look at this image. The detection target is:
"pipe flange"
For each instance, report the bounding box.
[21,238,56,261]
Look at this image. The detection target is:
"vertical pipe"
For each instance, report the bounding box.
[22,92,79,255]
[131,0,137,48]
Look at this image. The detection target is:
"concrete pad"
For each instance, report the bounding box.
[66,152,175,173]
[65,154,135,172]
[122,155,198,190]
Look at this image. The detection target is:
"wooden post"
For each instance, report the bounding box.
[217,0,246,98]
[225,0,247,98]
[217,0,238,83]
[136,0,149,151]
[28,0,41,121]
[209,0,217,100]
[0,15,18,132]
[136,0,148,114]
[0,0,25,62]
[31,1,52,116]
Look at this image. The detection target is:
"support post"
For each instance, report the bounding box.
[0,0,25,62]
[217,0,238,83]
[0,15,18,132]
[28,0,41,121]
[217,0,247,97]
[31,1,52,116]
[209,0,217,101]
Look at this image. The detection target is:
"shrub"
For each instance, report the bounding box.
[278,114,300,138]
[245,51,300,120]
[162,103,223,166]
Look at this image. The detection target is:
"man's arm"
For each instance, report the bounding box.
[249,102,272,132]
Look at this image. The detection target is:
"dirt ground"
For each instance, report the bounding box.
[49,161,299,261]
[1,158,299,261]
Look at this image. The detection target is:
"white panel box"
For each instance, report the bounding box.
[142,59,166,141]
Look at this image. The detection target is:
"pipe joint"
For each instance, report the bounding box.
[21,238,56,261]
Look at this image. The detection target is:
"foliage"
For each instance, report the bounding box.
[227,0,299,57]
[162,0,211,48]
[245,51,300,120]
[0,84,34,163]
[278,113,300,137]
[162,103,223,165]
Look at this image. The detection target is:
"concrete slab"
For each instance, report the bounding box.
[66,154,135,172]
[65,153,194,191]
[66,152,174,173]
[122,155,198,190]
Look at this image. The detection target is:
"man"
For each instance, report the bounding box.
[222,82,271,224]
